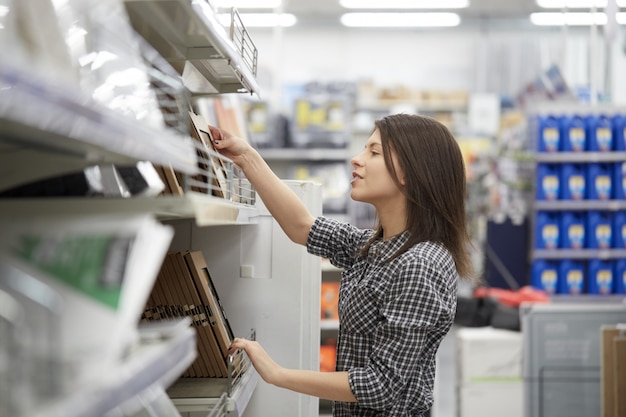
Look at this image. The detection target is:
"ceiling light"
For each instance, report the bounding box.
[218,12,296,27]
[536,0,626,8]
[340,12,461,27]
[530,11,626,25]
[340,0,469,8]
[214,0,282,8]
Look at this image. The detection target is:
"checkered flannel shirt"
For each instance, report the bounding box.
[307,217,458,417]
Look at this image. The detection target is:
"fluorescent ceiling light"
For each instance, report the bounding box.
[530,11,626,25]
[340,0,469,9]
[536,0,626,8]
[340,12,461,27]
[218,12,297,27]
[214,0,282,8]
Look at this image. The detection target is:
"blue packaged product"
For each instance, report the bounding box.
[586,211,612,249]
[532,259,560,294]
[613,211,626,248]
[535,211,560,249]
[614,259,626,294]
[612,114,626,151]
[536,163,560,200]
[560,211,586,249]
[560,163,586,200]
[558,259,585,295]
[612,162,626,199]
[537,115,561,152]
[587,114,613,151]
[561,115,587,152]
[588,259,614,295]
[586,163,612,200]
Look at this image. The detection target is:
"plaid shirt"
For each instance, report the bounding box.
[307,217,458,417]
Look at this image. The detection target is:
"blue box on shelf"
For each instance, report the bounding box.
[612,114,626,151]
[612,161,626,199]
[558,259,586,295]
[560,211,586,249]
[532,259,560,295]
[560,115,587,152]
[560,163,586,200]
[586,114,613,151]
[613,211,626,249]
[586,211,613,249]
[614,259,626,294]
[536,163,560,200]
[588,259,614,295]
[586,163,612,200]
[535,211,560,249]
[537,115,561,152]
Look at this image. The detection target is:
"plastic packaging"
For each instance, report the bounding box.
[560,163,586,200]
[558,259,585,295]
[586,211,612,249]
[588,259,614,295]
[586,114,613,152]
[535,211,560,249]
[586,163,612,200]
[560,211,586,249]
[560,115,587,152]
[531,259,560,294]
[537,115,561,152]
[536,163,560,200]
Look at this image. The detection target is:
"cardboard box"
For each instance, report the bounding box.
[457,327,522,384]
[459,382,523,417]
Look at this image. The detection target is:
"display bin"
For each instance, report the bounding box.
[521,303,626,417]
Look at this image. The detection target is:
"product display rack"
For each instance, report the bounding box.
[528,104,626,296]
[0,2,264,416]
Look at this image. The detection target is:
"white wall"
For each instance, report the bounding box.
[246,25,626,108]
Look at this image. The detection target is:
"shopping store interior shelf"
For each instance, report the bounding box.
[124,0,259,95]
[31,319,196,417]
[0,191,260,226]
[167,364,259,416]
[0,64,198,191]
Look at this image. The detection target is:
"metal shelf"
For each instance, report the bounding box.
[532,248,626,260]
[534,151,626,163]
[124,0,259,95]
[534,200,626,211]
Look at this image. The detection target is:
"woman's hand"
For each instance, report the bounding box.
[229,337,283,385]
[208,126,252,168]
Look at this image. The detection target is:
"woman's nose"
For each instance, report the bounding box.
[351,152,364,168]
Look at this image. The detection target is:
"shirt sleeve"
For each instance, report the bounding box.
[306,216,371,270]
[347,254,457,410]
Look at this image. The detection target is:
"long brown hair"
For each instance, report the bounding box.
[362,113,474,280]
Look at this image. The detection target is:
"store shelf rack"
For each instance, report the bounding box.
[31,319,197,417]
[124,0,259,95]
[167,329,260,417]
[0,62,199,192]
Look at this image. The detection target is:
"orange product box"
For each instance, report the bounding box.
[320,344,337,372]
[321,282,340,319]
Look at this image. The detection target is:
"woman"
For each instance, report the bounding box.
[210,113,474,417]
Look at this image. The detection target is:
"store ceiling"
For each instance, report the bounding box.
[272,0,576,28]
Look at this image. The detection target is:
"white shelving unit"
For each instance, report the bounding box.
[0,2,269,417]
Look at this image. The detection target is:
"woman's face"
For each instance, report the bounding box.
[350,129,405,207]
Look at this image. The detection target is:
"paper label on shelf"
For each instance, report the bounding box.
[10,234,131,309]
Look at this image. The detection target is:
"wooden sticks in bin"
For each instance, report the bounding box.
[142,251,237,378]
